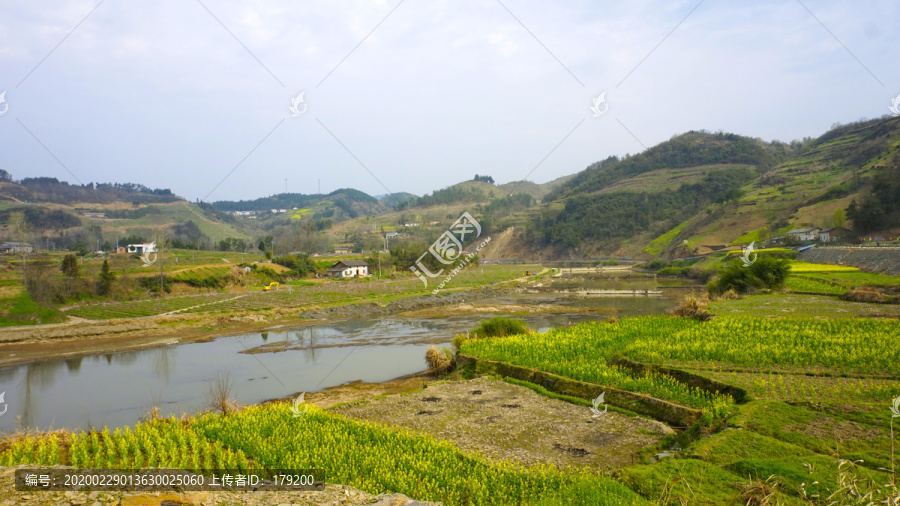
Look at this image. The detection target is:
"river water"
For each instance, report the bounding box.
[0,279,699,432]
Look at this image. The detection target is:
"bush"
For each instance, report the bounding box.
[272,253,316,276]
[140,276,171,293]
[471,316,530,338]
[708,256,791,295]
[253,266,284,283]
[671,296,711,321]
[425,345,453,374]
[657,266,690,276]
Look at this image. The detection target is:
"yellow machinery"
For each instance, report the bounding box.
[262,282,280,292]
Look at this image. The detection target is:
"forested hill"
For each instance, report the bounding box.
[0,173,179,205]
[504,118,900,258]
[211,188,392,220]
[545,131,787,201]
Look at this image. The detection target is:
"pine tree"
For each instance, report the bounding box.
[98,259,116,296]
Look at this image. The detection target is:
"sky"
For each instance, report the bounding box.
[0,0,898,203]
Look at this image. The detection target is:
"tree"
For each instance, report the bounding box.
[8,212,32,283]
[833,207,846,228]
[98,259,116,296]
[60,254,80,279]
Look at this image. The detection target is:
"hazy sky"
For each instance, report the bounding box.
[0,0,897,202]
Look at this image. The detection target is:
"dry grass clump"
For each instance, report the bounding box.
[715,288,740,301]
[0,417,71,455]
[738,474,780,505]
[671,296,712,321]
[840,289,895,304]
[425,345,454,374]
[204,372,241,415]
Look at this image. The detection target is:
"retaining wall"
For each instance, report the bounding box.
[798,247,900,276]
[457,354,703,427]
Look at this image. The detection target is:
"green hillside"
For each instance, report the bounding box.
[504,117,900,258]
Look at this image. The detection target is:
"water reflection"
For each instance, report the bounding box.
[0,308,658,433]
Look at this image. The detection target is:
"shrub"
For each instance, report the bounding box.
[708,256,791,295]
[471,316,530,339]
[253,266,284,283]
[204,372,239,415]
[139,276,171,293]
[671,296,711,321]
[425,345,453,374]
[657,266,690,276]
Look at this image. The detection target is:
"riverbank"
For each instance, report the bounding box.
[0,286,521,369]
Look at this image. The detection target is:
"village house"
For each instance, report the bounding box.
[0,242,34,254]
[126,242,156,254]
[334,247,352,255]
[818,227,851,242]
[325,260,369,278]
[786,227,820,242]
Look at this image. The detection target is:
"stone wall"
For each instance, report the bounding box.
[798,247,900,275]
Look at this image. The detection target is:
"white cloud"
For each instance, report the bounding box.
[0,0,897,200]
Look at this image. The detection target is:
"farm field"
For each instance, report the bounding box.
[4,313,898,504]
[63,264,538,320]
[785,260,900,289]
[460,315,900,503]
[1,405,648,505]
[710,292,900,318]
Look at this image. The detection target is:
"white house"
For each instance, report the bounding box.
[787,228,820,242]
[325,260,369,278]
[0,242,33,254]
[126,242,157,254]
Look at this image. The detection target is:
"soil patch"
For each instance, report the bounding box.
[331,376,671,470]
[784,416,884,441]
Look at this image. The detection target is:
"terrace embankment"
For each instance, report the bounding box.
[798,246,900,275]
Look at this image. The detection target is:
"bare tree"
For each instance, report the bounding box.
[8,212,32,284]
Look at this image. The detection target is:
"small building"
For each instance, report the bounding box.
[0,242,34,254]
[126,242,156,254]
[334,247,352,255]
[325,260,369,278]
[115,246,127,254]
[787,228,820,242]
[819,227,851,242]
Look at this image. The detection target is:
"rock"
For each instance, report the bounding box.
[655,452,672,460]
